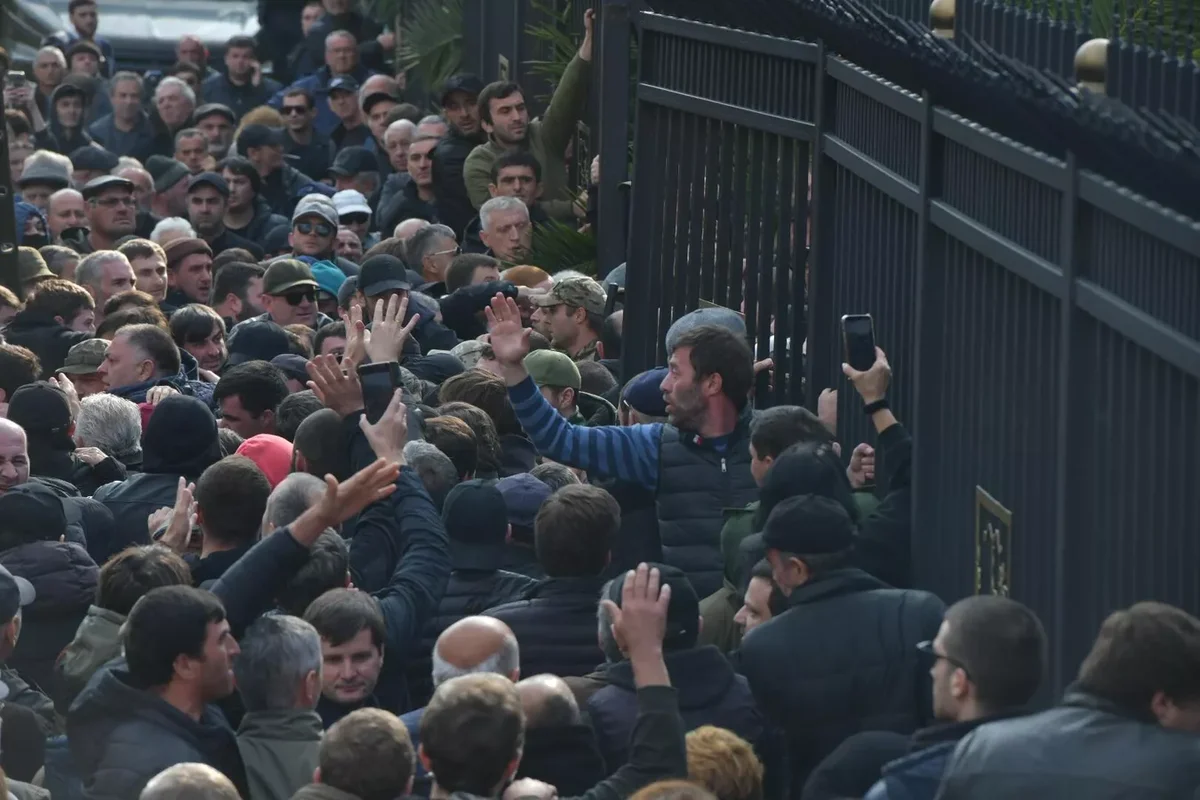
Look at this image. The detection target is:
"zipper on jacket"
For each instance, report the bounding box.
[721,457,727,473]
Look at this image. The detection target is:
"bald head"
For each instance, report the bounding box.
[517,674,580,729]
[360,74,399,99]
[394,218,430,240]
[431,616,520,687]
[140,763,239,800]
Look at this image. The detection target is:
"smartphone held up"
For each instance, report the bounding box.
[841,314,877,372]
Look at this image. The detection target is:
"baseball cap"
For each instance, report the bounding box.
[362,91,399,114]
[328,75,360,94]
[292,194,339,228]
[760,494,855,556]
[531,276,607,316]
[524,350,580,390]
[7,382,71,436]
[621,367,668,418]
[440,74,484,103]
[358,254,412,296]
[450,339,486,370]
[605,563,699,649]
[80,174,133,201]
[337,275,359,309]
[66,39,102,61]
[227,319,290,365]
[16,159,71,190]
[60,338,109,374]
[236,124,286,153]
[270,354,310,384]
[0,482,68,544]
[308,260,347,298]
[332,189,372,218]
[328,146,377,177]
[0,563,35,624]
[665,307,747,352]
[442,480,509,570]
[497,472,553,529]
[262,259,319,296]
[193,103,236,125]
[146,155,190,192]
[187,171,230,196]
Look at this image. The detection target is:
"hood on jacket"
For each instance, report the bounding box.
[141,395,221,478]
[54,604,125,713]
[577,392,618,427]
[0,540,98,614]
[601,645,737,710]
[14,203,49,246]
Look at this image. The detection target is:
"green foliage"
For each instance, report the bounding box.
[524,0,585,106]
[391,0,465,105]
[524,220,598,275]
[998,0,1199,58]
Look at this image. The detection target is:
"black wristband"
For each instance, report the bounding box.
[863,398,889,416]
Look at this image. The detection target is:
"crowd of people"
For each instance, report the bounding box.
[1,1,1200,800]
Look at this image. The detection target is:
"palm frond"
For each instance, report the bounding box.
[524,0,585,105]
[524,220,597,275]
[395,0,465,105]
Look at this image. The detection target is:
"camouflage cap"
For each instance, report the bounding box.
[531,276,607,316]
[59,338,109,374]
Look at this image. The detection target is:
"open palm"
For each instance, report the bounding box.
[485,294,532,366]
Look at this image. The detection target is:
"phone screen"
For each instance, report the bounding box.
[5,73,27,90]
[842,314,876,372]
[359,365,398,424]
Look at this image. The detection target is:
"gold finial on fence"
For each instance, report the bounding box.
[930,0,955,39]
[1074,38,1109,95]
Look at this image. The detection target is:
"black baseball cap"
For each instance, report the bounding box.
[605,563,700,649]
[760,494,855,555]
[328,75,360,94]
[236,124,286,153]
[270,354,310,384]
[227,319,290,366]
[193,103,236,125]
[328,147,377,177]
[0,563,35,624]
[440,74,484,103]
[188,172,230,196]
[71,146,120,174]
[358,255,412,296]
[362,91,400,114]
[442,480,509,570]
[7,383,71,436]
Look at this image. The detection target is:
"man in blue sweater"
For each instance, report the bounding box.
[485,295,758,599]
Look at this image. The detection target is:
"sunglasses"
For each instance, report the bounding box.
[281,105,308,115]
[295,221,334,237]
[282,289,316,306]
[341,213,370,226]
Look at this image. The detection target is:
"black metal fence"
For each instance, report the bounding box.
[619,10,1200,695]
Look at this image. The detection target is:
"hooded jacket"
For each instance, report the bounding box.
[14,203,50,247]
[54,605,125,715]
[93,395,221,558]
[589,645,763,772]
[0,540,98,694]
[237,709,322,800]
[48,84,94,154]
[67,663,249,800]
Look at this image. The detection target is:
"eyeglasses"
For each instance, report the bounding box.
[281,105,308,115]
[916,640,971,679]
[281,289,316,306]
[94,196,136,209]
[295,221,334,237]
[430,245,461,258]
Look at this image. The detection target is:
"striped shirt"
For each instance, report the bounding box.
[509,376,663,489]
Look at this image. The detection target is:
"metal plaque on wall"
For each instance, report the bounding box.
[975,486,1012,597]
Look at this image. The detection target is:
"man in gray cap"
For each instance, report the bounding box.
[16,154,72,210]
[70,144,119,189]
[145,155,191,220]
[64,174,136,254]
[58,338,111,397]
[280,194,359,277]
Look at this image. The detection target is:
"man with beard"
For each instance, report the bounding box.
[464,10,594,223]
[487,297,759,599]
[88,72,160,162]
[202,36,281,120]
[432,75,485,238]
[185,173,265,259]
[529,276,607,363]
[56,0,116,79]
[210,262,266,328]
[170,304,228,373]
[221,157,289,243]
[163,238,214,308]
[239,124,322,220]
[193,104,236,162]
[65,175,137,255]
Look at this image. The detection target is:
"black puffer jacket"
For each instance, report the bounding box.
[432,128,487,238]
[406,568,538,708]
[68,663,249,800]
[0,541,98,694]
[735,568,944,797]
[485,576,608,678]
[32,476,119,566]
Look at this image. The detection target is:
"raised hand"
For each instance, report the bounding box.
[484,293,532,366]
[599,563,672,687]
[365,293,420,365]
[159,476,196,554]
[842,346,891,405]
[847,443,876,488]
[359,388,408,465]
[343,301,369,369]
[50,372,81,421]
[314,458,401,529]
[307,353,364,417]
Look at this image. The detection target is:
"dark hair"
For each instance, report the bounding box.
[6,109,31,137]
[942,595,1046,713]
[389,102,423,125]
[102,289,158,318]
[218,427,244,456]
[98,307,171,339]
[749,405,834,461]
[167,61,203,81]
[283,87,315,109]
[490,150,541,184]
[25,278,94,321]
[284,324,315,358]
[535,484,616,577]
[211,261,265,307]
[424,416,477,480]
[293,408,350,480]
[276,390,323,442]
[671,326,754,410]
[170,303,225,347]
[0,345,43,400]
[755,441,859,531]
[211,248,257,273]
[421,674,524,796]
[218,156,262,196]
[476,81,522,126]
[529,462,580,492]
[68,0,96,12]
[445,253,499,294]
[436,402,502,475]
[438,370,520,436]
[1077,601,1200,713]
[304,588,386,650]
[194,455,271,548]
[578,361,616,396]
[601,311,622,360]
[277,530,350,616]
[225,34,257,54]
[213,360,289,417]
[313,321,347,357]
[748,559,789,618]
[321,709,416,800]
[124,585,226,687]
[95,544,192,616]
